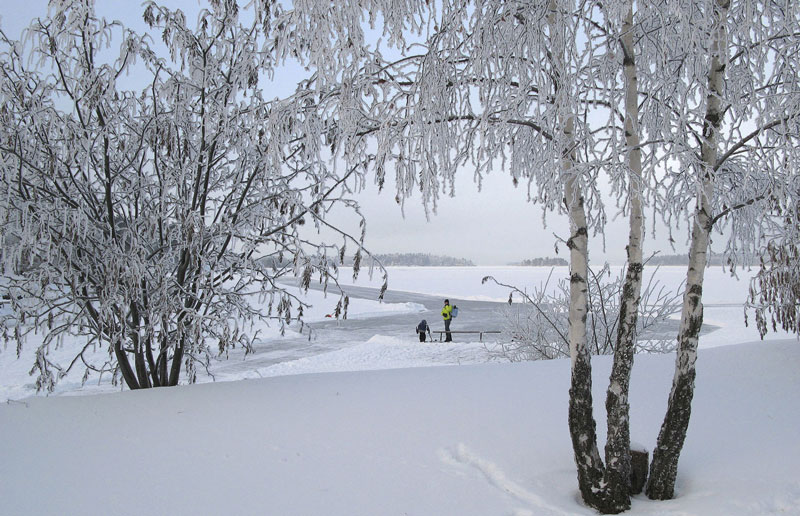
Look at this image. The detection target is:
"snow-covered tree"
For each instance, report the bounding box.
[3,0,795,511]
[272,0,656,511]
[639,0,800,499]
[274,0,799,510]
[0,0,379,391]
[748,198,800,338]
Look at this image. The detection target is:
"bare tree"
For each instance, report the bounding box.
[486,265,681,362]
[0,1,381,391]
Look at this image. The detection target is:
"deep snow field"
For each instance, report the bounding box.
[1,266,798,515]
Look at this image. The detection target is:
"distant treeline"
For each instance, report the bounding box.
[357,253,475,266]
[646,253,756,266]
[258,252,474,268]
[646,254,692,265]
[511,257,568,266]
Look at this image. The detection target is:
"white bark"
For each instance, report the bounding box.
[647,0,729,500]
[545,2,609,510]
[603,3,644,508]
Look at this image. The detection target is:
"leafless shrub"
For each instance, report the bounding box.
[484,264,681,362]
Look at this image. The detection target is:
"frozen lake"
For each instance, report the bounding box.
[335,264,756,306]
[209,265,778,380]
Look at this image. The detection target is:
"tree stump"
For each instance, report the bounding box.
[630,446,649,495]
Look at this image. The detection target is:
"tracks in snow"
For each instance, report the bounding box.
[439,443,573,516]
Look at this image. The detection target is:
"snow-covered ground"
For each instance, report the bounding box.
[2,340,798,515]
[1,266,798,515]
[0,265,777,400]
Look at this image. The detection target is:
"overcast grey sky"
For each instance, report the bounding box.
[328,166,690,265]
[1,0,689,265]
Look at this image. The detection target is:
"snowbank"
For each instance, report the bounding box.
[1,339,798,515]
[255,335,495,377]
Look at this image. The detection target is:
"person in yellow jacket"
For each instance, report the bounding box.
[441,299,453,342]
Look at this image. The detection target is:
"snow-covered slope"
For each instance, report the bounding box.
[1,339,798,515]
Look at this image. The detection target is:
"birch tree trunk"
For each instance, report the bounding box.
[646,0,729,500]
[602,4,644,509]
[546,2,608,511]
[564,129,608,511]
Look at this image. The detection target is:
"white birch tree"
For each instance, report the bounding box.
[276,0,799,510]
[0,0,378,391]
[3,0,796,511]
[274,0,656,511]
[641,0,800,499]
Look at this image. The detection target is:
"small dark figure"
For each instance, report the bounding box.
[441,299,453,342]
[416,319,431,342]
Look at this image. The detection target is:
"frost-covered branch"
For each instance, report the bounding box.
[0,0,384,391]
[486,265,679,363]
